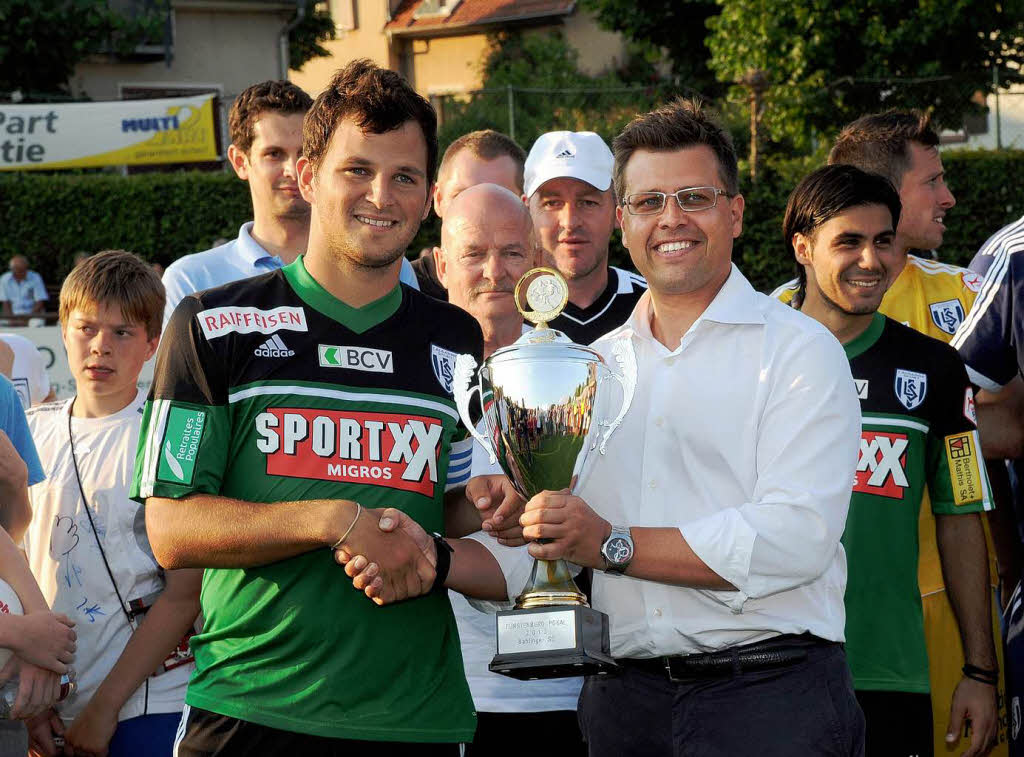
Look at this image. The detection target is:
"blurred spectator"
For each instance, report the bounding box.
[0,256,48,317]
[0,333,54,409]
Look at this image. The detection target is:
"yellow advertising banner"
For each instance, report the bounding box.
[0,94,218,170]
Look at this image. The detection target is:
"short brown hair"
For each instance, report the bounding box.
[60,251,165,339]
[229,80,313,154]
[438,130,526,191]
[612,97,739,199]
[303,59,438,179]
[828,110,939,188]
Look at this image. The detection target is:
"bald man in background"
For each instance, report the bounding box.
[436,184,587,756]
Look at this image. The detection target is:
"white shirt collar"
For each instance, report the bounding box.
[625,263,766,347]
[236,222,279,267]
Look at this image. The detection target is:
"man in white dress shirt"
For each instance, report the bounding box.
[514,99,865,755]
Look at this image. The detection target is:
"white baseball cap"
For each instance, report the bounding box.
[524,131,614,198]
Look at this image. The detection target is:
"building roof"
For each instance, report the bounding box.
[386,0,575,36]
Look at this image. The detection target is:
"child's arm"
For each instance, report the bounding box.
[62,568,202,755]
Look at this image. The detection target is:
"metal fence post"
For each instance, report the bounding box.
[994,66,1003,150]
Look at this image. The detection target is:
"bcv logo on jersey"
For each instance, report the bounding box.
[254,408,443,496]
[318,345,393,373]
[431,344,458,394]
[894,369,927,411]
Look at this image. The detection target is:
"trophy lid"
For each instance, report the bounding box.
[514,267,570,330]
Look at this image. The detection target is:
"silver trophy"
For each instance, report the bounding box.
[454,268,636,680]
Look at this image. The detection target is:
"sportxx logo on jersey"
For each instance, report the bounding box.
[318,345,393,373]
[254,408,443,496]
[945,430,985,506]
[854,430,909,499]
[894,369,927,411]
[198,306,307,340]
[928,298,966,336]
[255,335,294,357]
[431,344,458,395]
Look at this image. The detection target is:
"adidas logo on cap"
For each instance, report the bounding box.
[255,334,295,358]
[555,149,574,159]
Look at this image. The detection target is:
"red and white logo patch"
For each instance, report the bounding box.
[198,306,308,340]
[255,408,443,496]
[962,271,983,293]
[963,387,977,425]
[854,430,909,499]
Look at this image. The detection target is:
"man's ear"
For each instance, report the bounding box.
[422,183,435,222]
[792,233,813,266]
[434,246,448,289]
[297,157,315,205]
[227,144,249,181]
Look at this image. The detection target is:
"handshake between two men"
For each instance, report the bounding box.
[333,474,611,606]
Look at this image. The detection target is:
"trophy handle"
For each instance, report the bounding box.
[453,353,497,465]
[595,337,637,454]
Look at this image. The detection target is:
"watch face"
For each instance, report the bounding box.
[606,536,633,565]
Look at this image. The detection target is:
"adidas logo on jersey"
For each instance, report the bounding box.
[255,335,295,358]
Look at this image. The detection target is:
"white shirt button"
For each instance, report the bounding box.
[648,480,657,489]
[654,417,664,428]
[653,608,662,617]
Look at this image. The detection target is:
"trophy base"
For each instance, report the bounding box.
[489,605,618,680]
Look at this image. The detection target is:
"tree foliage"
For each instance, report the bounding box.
[707,0,1024,151]
[288,0,337,71]
[0,0,163,98]
[580,0,722,95]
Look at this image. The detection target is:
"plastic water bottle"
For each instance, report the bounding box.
[0,670,75,718]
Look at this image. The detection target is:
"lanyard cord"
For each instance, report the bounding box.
[67,399,149,713]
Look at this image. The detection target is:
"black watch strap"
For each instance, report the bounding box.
[430,533,453,593]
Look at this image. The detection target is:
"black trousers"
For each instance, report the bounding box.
[173,705,464,756]
[577,642,865,756]
[465,710,586,757]
[855,690,933,757]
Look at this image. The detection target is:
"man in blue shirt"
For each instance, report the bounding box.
[161,81,314,327]
[0,256,48,318]
[0,374,44,542]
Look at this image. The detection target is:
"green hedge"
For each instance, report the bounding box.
[3,149,1023,294]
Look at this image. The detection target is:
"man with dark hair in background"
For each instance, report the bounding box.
[161,80,314,326]
[412,129,526,299]
[785,164,997,757]
[772,110,1009,754]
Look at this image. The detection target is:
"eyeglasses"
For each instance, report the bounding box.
[622,187,733,215]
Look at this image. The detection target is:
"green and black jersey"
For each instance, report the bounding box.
[842,313,991,693]
[130,257,482,742]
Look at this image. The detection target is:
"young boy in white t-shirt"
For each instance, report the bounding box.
[22,251,201,757]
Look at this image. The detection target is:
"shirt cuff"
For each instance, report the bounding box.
[677,509,756,609]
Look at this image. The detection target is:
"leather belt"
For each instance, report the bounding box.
[620,633,831,683]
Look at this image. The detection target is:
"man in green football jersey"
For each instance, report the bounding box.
[786,164,997,757]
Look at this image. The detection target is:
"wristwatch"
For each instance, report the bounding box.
[430,533,454,593]
[600,526,634,574]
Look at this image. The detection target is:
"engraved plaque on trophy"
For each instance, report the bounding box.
[454,268,636,680]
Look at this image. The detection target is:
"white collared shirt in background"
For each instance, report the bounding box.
[162,222,422,329]
[474,264,860,659]
[0,270,48,315]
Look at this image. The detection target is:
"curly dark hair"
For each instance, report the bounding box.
[228,80,313,153]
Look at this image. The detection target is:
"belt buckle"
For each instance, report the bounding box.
[663,656,684,683]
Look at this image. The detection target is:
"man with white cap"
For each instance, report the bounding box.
[524,131,646,344]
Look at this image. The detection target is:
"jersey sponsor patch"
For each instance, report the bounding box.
[431,344,458,395]
[318,345,393,373]
[197,306,307,340]
[928,298,966,336]
[156,406,207,485]
[964,387,977,425]
[962,271,983,293]
[854,379,869,400]
[254,408,443,496]
[945,430,984,506]
[854,430,909,499]
[894,368,927,411]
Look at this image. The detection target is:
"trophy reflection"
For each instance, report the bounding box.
[454,268,635,680]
